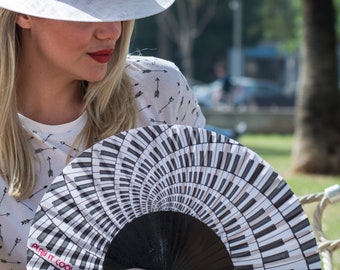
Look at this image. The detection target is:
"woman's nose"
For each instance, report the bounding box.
[94,21,122,40]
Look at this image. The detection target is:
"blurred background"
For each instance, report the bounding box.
[131,1,340,268]
[131,0,340,132]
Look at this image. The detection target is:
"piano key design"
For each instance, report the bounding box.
[27,125,321,269]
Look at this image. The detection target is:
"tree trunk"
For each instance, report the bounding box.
[179,30,195,80]
[156,15,171,60]
[156,0,219,79]
[292,0,340,174]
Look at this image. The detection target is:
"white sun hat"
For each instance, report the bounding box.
[0,0,175,22]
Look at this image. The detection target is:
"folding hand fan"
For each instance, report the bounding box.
[26,125,321,270]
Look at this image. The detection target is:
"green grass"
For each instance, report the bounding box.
[239,134,340,269]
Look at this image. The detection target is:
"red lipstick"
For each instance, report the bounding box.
[88,49,114,63]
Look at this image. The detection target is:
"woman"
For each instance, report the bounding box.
[0,0,205,268]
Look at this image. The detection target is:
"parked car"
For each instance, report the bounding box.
[230,77,295,107]
[192,76,295,108]
[191,79,222,108]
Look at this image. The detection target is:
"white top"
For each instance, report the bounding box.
[0,55,205,269]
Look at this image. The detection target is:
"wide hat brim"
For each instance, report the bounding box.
[26,125,321,269]
[0,0,174,22]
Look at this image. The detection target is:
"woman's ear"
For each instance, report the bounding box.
[16,14,32,29]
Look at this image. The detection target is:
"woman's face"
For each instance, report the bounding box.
[16,14,122,83]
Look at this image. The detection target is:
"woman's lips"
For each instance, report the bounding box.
[88,49,114,63]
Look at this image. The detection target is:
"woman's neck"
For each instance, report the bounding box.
[16,71,85,125]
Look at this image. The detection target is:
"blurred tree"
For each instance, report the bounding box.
[132,0,340,82]
[132,0,266,82]
[292,0,340,174]
[157,0,220,79]
[256,0,299,51]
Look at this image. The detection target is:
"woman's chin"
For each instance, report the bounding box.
[85,73,107,83]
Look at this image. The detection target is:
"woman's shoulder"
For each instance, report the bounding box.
[125,55,206,128]
[125,54,191,96]
[125,55,181,77]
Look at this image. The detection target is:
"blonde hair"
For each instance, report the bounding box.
[0,9,137,200]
